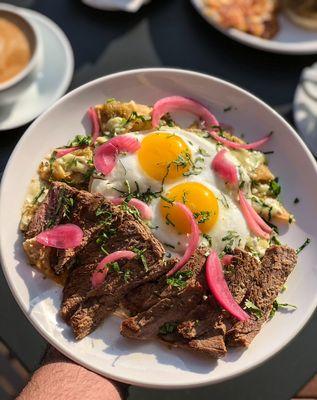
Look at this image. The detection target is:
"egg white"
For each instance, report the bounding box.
[151,181,250,254]
[90,128,252,255]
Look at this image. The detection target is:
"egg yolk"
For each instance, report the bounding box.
[160,182,219,234]
[138,132,192,182]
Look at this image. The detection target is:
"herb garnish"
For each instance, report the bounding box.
[113,182,161,205]
[123,269,132,283]
[270,300,297,319]
[48,151,57,179]
[63,197,74,219]
[124,111,151,126]
[223,106,232,112]
[244,299,263,319]
[68,135,92,147]
[159,322,177,335]
[202,233,213,247]
[133,247,148,271]
[269,178,281,198]
[193,210,212,224]
[296,238,311,254]
[160,195,174,205]
[198,147,210,157]
[32,187,45,204]
[167,270,193,290]
[163,243,176,249]
[165,213,175,227]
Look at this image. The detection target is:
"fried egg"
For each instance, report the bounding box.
[91,127,252,255]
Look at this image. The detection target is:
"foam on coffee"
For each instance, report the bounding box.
[0,16,32,84]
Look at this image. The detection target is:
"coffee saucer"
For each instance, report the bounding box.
[0,8,74,131]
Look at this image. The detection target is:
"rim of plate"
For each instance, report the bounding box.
[1,68,317,388]
[0,7,74,131]
[191,0,317,55]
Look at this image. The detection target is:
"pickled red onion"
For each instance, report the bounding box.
[206,251,249,321]
[238,191,270,239]
[107,135,141,153]
[241,192,272,234]
[36,224,84,249]
[109,197,152,220]
[88,107,100,142]
[152,96,219,128]
[211,149,238,185]
[166,202,200,277]
[55,146,81,158]
[91,250,136,288]
[94,136,140,177]
[94,143,118,176]
[222,254,234,266]
[152,95,270,150]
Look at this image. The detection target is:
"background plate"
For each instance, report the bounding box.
[191,0,317,55]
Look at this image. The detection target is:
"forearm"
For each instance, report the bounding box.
[17,348,128,400]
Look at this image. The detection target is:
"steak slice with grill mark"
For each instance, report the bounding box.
[160,246,296,357]
[122,247,207,316]
[62,206,168,340]
[177,249,260,340]
[159,249,259,358]
[25,182,77,239]
[226,245,297,347]
[24,182,108,275]
[120,248,207,340]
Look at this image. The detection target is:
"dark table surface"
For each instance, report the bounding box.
[1,0,317,399]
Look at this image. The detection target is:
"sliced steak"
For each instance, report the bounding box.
[120,248,208,340]
[24,182,118,275]
[226,245,297,347]
[122,247,207,315]
[177,249,260,340]
[121,281,205,340]
[52,189,108,275]
[25,182,77,239]
[62,206,168,340]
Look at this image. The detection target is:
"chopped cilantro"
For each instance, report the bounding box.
[133,247,148,271]
[202,233,213,247]
[165,213,175,227]
[123,269,132,283]
[32,187,45,204]
[198,147,210,157]
[296,238,311,254]
[159,322,177,335]
[193,210,212,224]
[160,195,174,205]
[223,106,232,112]
[270,300,297,319]
[68,135,92,147]
[62,197,74,219]
[269,178,281,197]
[244,299,263,319]
[167,270,193,290]
[163,243,176,249]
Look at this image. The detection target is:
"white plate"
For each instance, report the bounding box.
[0,8,74,131]
[1,68,317,389]
[191,0,317,55]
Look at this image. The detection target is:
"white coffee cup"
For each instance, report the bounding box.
[0,3,40,106]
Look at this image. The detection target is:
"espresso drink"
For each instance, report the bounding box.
[0,17,31,84]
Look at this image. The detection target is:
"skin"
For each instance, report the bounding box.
[17,348,128,400]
